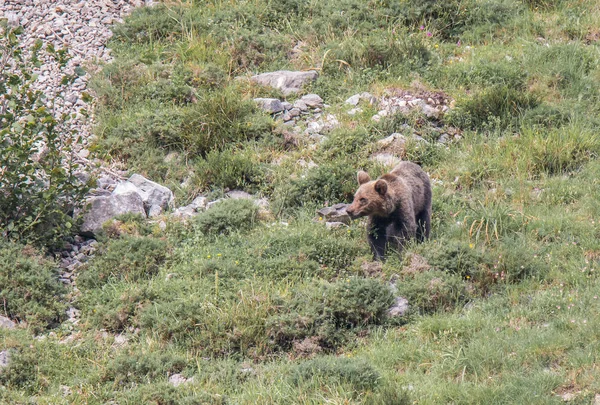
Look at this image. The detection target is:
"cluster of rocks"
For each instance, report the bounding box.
[345,88,452,122]
[250,70,318,96]
[0,0,150,170]
[173,189,269,220]
[80,174,174,237]
[250,70,340,144]
[58,237,98,287]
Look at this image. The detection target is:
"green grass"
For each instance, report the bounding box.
[3,0,600,403]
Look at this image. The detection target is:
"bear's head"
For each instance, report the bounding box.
[346,171,390,219]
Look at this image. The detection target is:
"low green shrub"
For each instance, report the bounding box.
[395,270,469,314]
[446,85,540,130]
[98,88,272,162]
[78,236,169,288]
[117,383,226,405]
[0,242,66,332]
[424,241,484,279]
[268,278,394,350]
[323,32,432,74]
[195,147,265,191]
[0,347,40,393]
[195,199,259,236]
[103,351,187,385]
[291,356,381,391]
[440,59,528,90]
[111,5,197,44]
[82,285,157,332]
[273,162,357,211]
[399,0,523,41]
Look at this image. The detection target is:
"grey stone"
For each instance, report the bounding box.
[422,104,441,119]
[288,108,301,118]
[300,94,323,108]
[227,190,254,200]
[370,153,401,167]
[169,373,194,387]
[345,92,375,106]
[96,175,116,189]
[325,221,347,230]
[172,205,196,219]
[0,316,16,329]
[317,204,351,224]
[345,94,361,106]
[388,296,409,317]
[112,181,139,196]
[250,70,318,95]
[190,196,207,211]
[0,350,11,370]
[148,205,163,218]
[253,98,284,114]
[79,192,146,237]
[293,99,308,111]
[128,174,175,211]
[438,133,450,144]
[206,198,224,209]
[309,134,328,143]
[377,133,406,149]
[281,101,293,110]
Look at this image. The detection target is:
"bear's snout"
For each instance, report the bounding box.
[346,205,361,219]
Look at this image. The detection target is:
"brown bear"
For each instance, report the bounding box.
[346,161,432,261]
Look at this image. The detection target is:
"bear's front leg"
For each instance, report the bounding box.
[387,217,417,256]
[367,217,389,261]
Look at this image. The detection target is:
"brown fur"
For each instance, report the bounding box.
[346,161,432,261]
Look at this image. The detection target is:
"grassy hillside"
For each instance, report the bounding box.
[3,0,600,403]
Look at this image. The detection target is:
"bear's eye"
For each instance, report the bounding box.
[359,198,367,205]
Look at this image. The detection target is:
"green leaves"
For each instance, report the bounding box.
[0,26,89,249]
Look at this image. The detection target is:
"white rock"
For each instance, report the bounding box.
[128,174,174,211]
[253,98,284,114]
[148,205,163,217]
[388,296,409,317]
[169,373,194,387]
[0,316,16,329]
[300,94,323,108]
[250,70,318,95]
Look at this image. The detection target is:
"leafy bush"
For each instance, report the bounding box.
[291,356,381,391]
[0,242,66,331]
[78,236,169,288]
[0,26,88,248]
[195,199,259,236]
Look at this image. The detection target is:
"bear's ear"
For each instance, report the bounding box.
[374,179,388,196]
[357,171,371,185]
